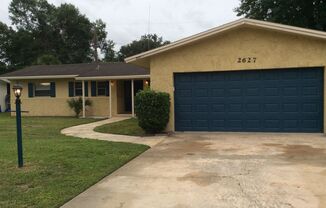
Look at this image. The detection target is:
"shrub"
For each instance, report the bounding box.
[135,89,170,133]
[67,97,92,117]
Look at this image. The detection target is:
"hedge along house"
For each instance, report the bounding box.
[0,63,150,118]
[126,18,326,133]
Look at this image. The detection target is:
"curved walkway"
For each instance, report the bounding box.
[61,117,165,147]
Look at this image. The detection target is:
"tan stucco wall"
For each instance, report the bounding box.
[149,26,326,132]
[11,79,111,117]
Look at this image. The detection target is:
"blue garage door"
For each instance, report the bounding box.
[174,68,324,132]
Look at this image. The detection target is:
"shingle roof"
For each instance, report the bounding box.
[0,62,149,79]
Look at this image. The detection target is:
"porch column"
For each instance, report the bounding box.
[109,80,112,118]
[82,80,86,118]
[131,79,135,117]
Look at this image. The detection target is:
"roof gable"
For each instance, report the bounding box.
[125,18,326,67]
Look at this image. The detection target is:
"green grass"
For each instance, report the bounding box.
[95,118,147,137]
[0,113,149,208]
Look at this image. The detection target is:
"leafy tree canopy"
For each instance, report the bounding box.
[9,0,55,32]
[54,3,93,64]
[102,39,116,62]
[0,0,116,73]
[0,0,171,73]
[35,54,61,65]
[235,0,326,31]
[118,34,170,61]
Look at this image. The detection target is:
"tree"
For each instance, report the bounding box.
[118,34,170,61]
[9,0,55,32]
[102,39,117,62]
[0,22,12,68]
[1,0,117,71]
[0,21,38,70]
[235,0,326,31]
[91,19,107,62]
[54,3,93,64]
[35,54,61,65]
[9,0,56,58]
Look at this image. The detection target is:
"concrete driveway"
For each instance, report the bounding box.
[62,133,326,208]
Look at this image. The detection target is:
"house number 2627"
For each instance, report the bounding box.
[237,57,257,63]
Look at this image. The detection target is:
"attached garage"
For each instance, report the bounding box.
[126,18,326,133]
[174,68,324,132]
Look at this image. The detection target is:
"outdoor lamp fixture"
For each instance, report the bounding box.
[13,84,23,98]
[13,84,24,168]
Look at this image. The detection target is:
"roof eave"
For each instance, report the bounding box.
[0,78,10,83]
[1,75,78,80]
[75,74,150,80]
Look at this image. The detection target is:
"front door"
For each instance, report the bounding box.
[123,80,144,113]
[124,81,132,112]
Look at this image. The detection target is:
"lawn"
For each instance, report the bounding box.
[0,113,149,208]
[94,118,147,137]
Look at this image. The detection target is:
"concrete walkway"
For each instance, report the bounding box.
[61,117,164,147]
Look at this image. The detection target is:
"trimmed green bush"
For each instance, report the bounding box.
[135,89,170,133]
[67,97,92,117]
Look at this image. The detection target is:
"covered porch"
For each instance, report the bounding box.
[77,75,150,119]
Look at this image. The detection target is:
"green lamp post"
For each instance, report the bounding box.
[13,84,23,168]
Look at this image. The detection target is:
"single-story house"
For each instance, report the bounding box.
[125,18,326,133]
[0,63,150,117]
[0,79,10,112]
[1,18,326,133]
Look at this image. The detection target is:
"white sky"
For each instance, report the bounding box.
[0,0,240,49]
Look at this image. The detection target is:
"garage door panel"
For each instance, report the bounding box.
[211,119,226,129]
[301,70,322,79]
[302,120,319,128]
[302,103,318,113]
[283,87,299,96]
[245,120,261,128]
[174,67,323,132]
[212,89,226,97]
[245,104,261,112]
[245,88,260,96]
[283,103,299,112]
[283,120,300,129]
[211,104,226,112]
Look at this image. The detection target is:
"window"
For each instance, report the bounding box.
[34,82,51,97]
[75,82,82,96]
[97,81,107,96]
[90,81,109,97]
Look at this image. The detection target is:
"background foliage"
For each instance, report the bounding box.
[117,34,170,61]
[235,0,326,31]
[3,0,322,75]
[0,0,170,75]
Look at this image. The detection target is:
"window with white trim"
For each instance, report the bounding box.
[74,82,82,96]
[97,81,106,96]
[34,82,51,97]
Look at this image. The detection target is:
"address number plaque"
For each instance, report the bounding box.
[237,57,257,63]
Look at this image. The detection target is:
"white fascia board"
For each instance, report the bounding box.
[75,75,150,80]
